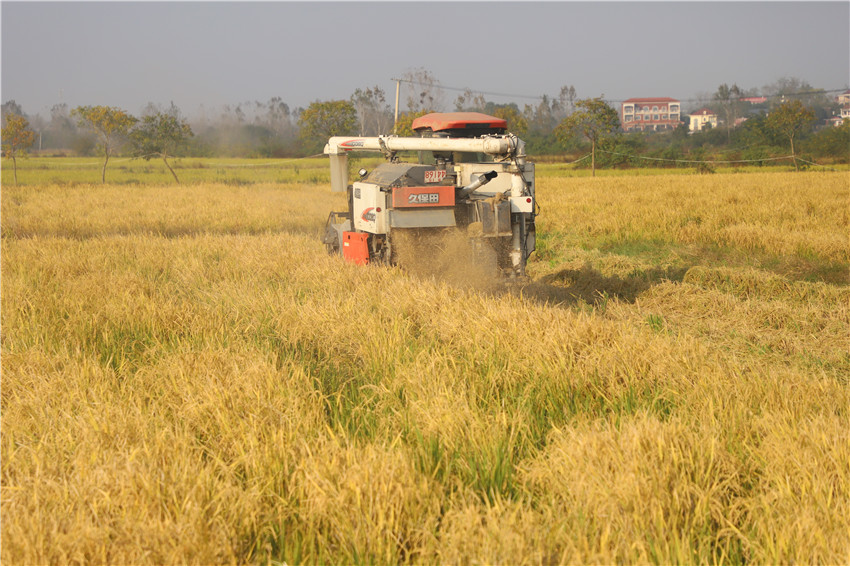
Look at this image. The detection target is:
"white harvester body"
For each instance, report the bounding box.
[321,112,537,278]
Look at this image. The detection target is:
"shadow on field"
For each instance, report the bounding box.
[516,264,689,307]
[372,229,690,308]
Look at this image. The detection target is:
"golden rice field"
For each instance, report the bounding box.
[2,158,849,564]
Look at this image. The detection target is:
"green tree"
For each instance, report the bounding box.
[298,100,357,154]
[71,105,137,183]
[765,99,816,171]
[672,120,690,142]
[737,113,782,149]
[2,114,36,185]
[451,95,529,137]
[131,110,193,183]
[491,104,529,137]
[554,97,620,176]
[392,110,430,137]
[804,120,850,162]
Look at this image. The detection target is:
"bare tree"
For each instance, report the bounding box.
[1,100,25,121]
[351,86,392,136]
[713,83,743,141]
[402,67,445,113]
[551,85,578,123]
[264,97,294,136]
[454,88,487,112]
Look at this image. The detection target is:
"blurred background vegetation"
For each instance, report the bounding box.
[2,75,848,167]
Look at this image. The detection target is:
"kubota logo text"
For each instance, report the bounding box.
[408,193,439,204]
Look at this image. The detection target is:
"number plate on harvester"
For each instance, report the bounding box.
[424,170,446,183]
[392,186,455,208]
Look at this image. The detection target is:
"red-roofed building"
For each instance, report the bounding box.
[688,108,718,132]
[826,105,850,127]
[621,97,681,132]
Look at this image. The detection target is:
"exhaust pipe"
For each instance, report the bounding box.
[458,170,498,198]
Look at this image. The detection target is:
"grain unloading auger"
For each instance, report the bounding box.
[322,112,536,279]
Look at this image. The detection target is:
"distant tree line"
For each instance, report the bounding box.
[2,101,195,184]
[3,73,848,175]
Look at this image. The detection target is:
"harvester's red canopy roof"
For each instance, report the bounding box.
[412,112,507,132]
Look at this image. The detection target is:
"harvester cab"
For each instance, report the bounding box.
[322,112,536,279]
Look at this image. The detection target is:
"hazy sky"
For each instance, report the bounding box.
[2,1,848,118]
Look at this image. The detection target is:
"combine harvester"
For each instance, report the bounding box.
[322,112,537,279]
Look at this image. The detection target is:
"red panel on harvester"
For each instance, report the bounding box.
[342,232,369,265]
[392,186,456,208]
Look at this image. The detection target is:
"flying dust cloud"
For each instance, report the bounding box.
[390,228,504,293]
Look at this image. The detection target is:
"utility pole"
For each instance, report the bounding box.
[392,78,401,134]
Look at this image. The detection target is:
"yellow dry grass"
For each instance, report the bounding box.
[535,171,848,267]
[2,171,848,564]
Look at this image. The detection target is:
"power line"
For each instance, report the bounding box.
[596,149,796,165]
[392,78,848,106]
[392,78,542,101]
[592,149,840,171]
